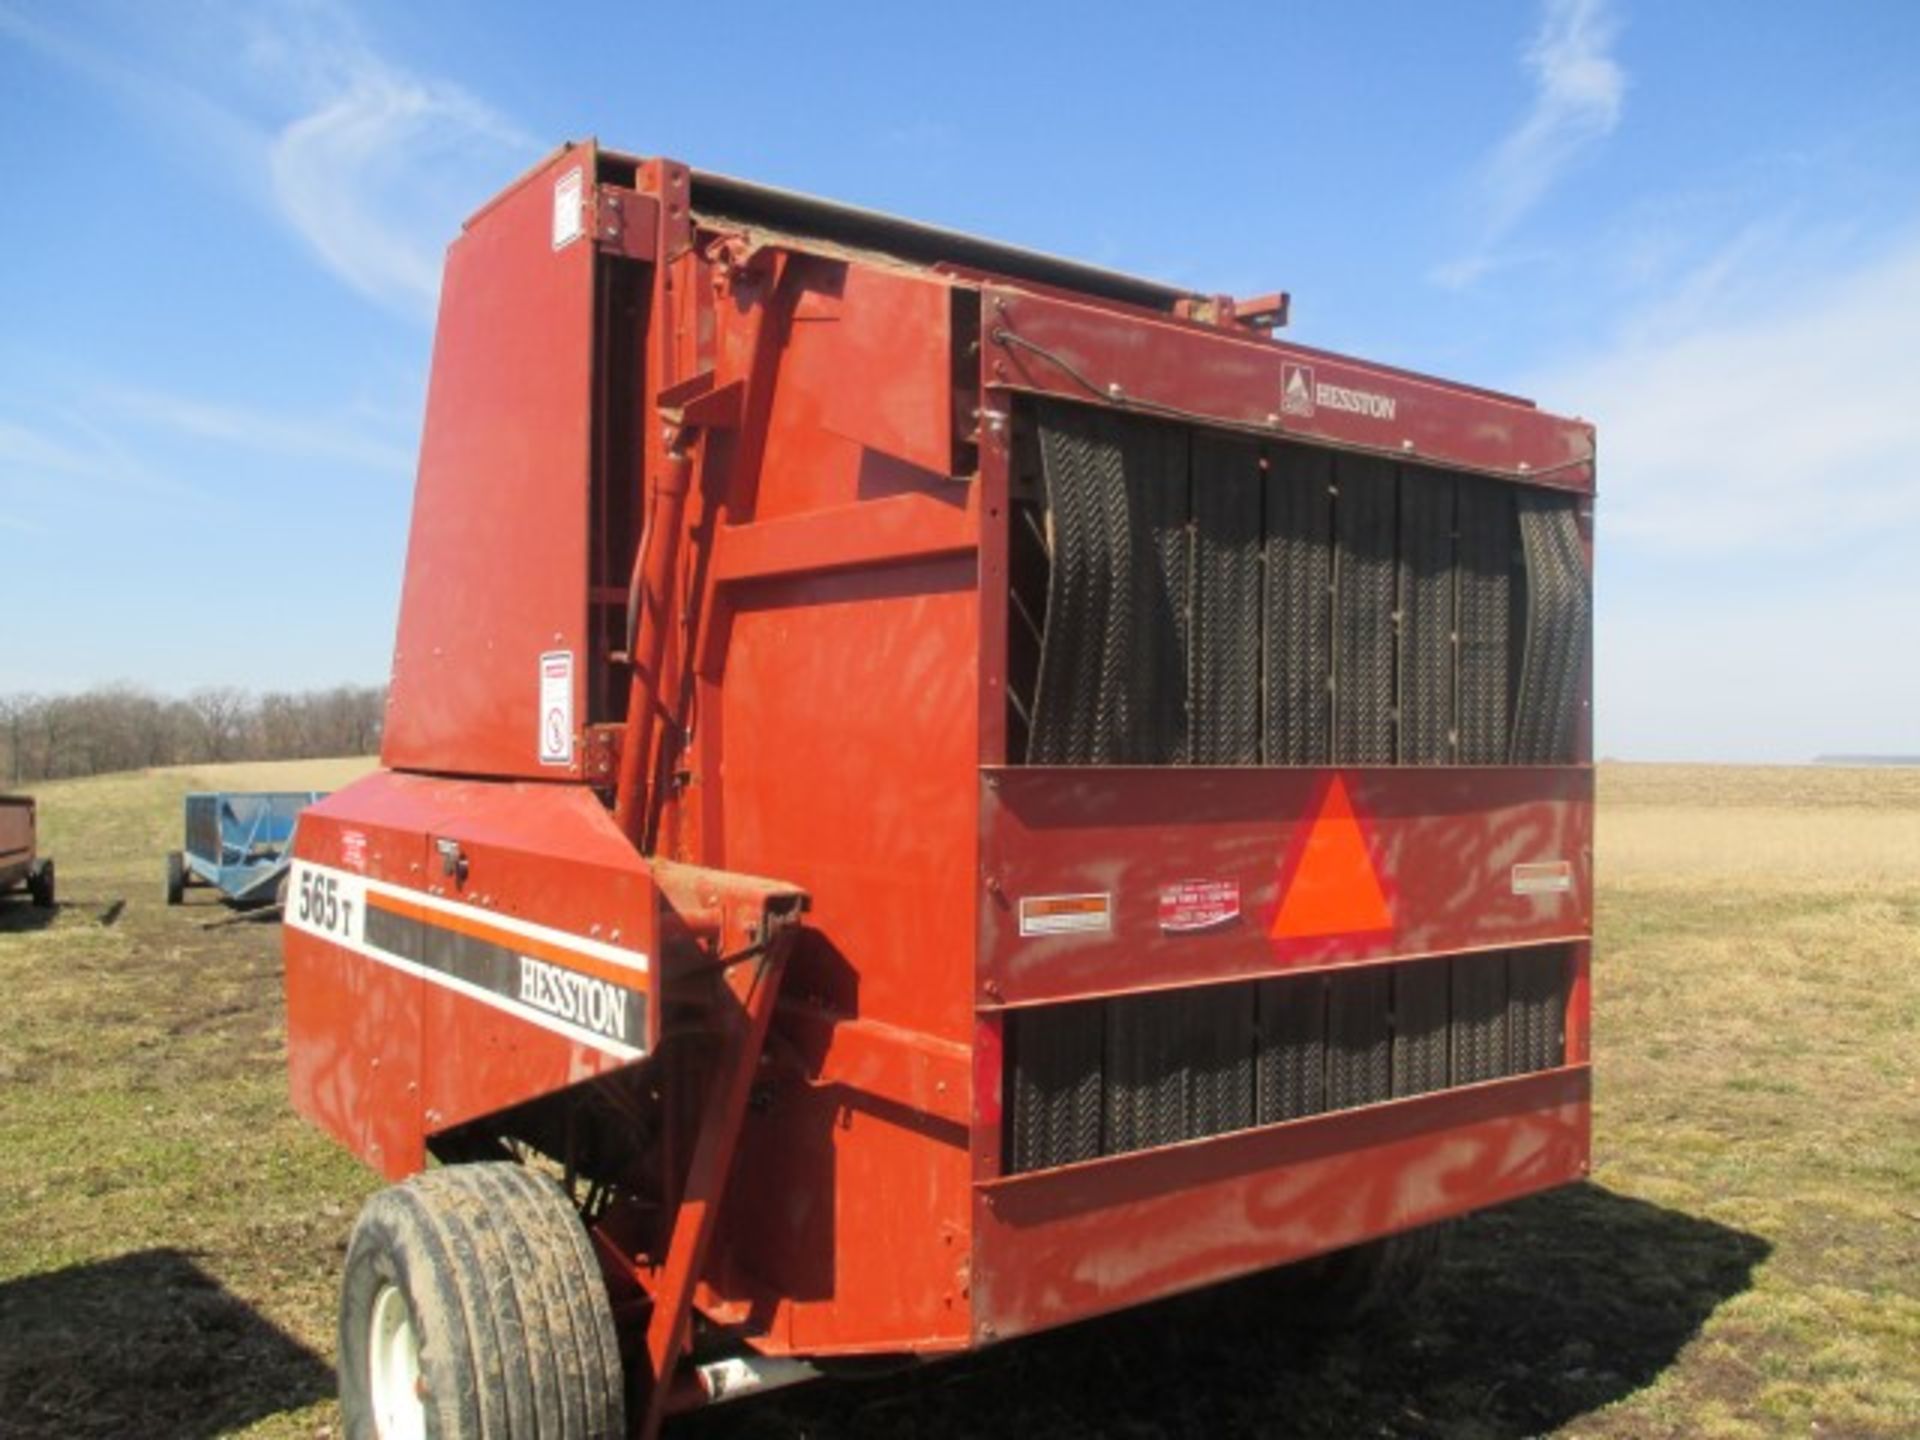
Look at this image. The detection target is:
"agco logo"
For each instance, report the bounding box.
[1281,362,1399,423]
[1281,362,1316,417]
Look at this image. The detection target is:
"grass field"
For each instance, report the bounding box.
[2,760,1915,1438]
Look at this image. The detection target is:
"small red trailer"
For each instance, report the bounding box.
[284,141,1594,1439]
[1,794,54,909]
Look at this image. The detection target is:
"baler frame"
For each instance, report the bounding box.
[285,140,1595,1438]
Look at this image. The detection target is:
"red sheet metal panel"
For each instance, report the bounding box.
[284,770,657,1179]
[981,766,1592,1007]
[972,1066,1590,1340]
[382,144,600,780]
[984,284,1596,492]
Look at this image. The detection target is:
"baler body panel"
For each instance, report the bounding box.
[382,145,600,782]
[285,771,656,1180]
[284,141,1597,1406]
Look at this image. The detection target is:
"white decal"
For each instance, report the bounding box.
[539,650,574,766]
[519,955,630,1044]
[1512,860,1574,896]
[552,167,584,250]
[1018,893,1113,937]
[1280,361,1400,422]
[287,860,367,947]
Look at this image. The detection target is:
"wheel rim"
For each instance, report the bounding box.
[367,1282,426,1440]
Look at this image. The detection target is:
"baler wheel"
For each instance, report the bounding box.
[27,859,54,909]
[338,1162,626,1440]
[1268,1223,1449,1331]
[164,850,185,906]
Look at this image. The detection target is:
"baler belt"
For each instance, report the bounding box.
[1025,402,1587,769]
[1029,406,1188,764]
[1333,458,1398,765]
[1255,973,1328,1123]
[1509,946,1569,1075]
[1455,478,1513,765]
[1450,950,1509,1085]
[1191,434,1264,764]
[1102,985,1255,1155]
[1327,966,1393,1109]
[1264,447,1335,764]
[1511,494,1590,764]
[1391,960,1451,1097]
[1006,1003,1104,1171]
[1397,470,1456,764]
[1003,946,1572,1175]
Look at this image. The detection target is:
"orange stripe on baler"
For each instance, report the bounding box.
[364,891,645,991]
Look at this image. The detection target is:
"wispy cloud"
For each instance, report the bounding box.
[99,385,415,475]
[1436,0,1625,289]
[250,6,535,318]
[1531,230,1920,555]
[1,0,534,320]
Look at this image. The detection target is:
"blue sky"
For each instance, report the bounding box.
[2,0,1917,761]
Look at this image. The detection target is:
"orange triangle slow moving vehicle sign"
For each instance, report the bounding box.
[1268,774,1394,940]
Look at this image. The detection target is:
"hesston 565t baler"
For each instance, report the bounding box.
[284,140,1595,1439]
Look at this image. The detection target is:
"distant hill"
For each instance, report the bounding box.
[1812,755,1920,767]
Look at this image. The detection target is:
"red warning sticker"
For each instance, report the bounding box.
[1158,879,1241,934]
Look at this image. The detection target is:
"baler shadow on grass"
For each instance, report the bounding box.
[699,1182,1768,1440]
[0,1248,333,1440]
[0,893,62,933]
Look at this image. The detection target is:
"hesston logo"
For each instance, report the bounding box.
[517,954,630,1043]
[1280,362,1399,423]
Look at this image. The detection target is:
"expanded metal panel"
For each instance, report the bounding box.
[1191,434,1264,765]
[1020,401,1587,769]
[1006,947,1573,1175]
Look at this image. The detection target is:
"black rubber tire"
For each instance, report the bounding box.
[27,859,54,909]
[1267,1223,1448,1331]
[338,1162,625,1440]
[165,850,185,906]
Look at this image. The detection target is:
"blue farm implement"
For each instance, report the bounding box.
[166,791,323,908]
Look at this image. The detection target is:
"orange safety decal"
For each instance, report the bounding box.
[1268,774,1394,941]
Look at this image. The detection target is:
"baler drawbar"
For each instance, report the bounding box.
[284,139,1595,1439]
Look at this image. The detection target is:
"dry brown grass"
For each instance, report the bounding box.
[1,759,1915,1437]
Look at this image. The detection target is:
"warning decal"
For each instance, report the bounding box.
[538,650,574,766]
[1019,893,1112,938]
[1269,774,1394,941]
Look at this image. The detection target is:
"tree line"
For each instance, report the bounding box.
[0,684,386,785]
